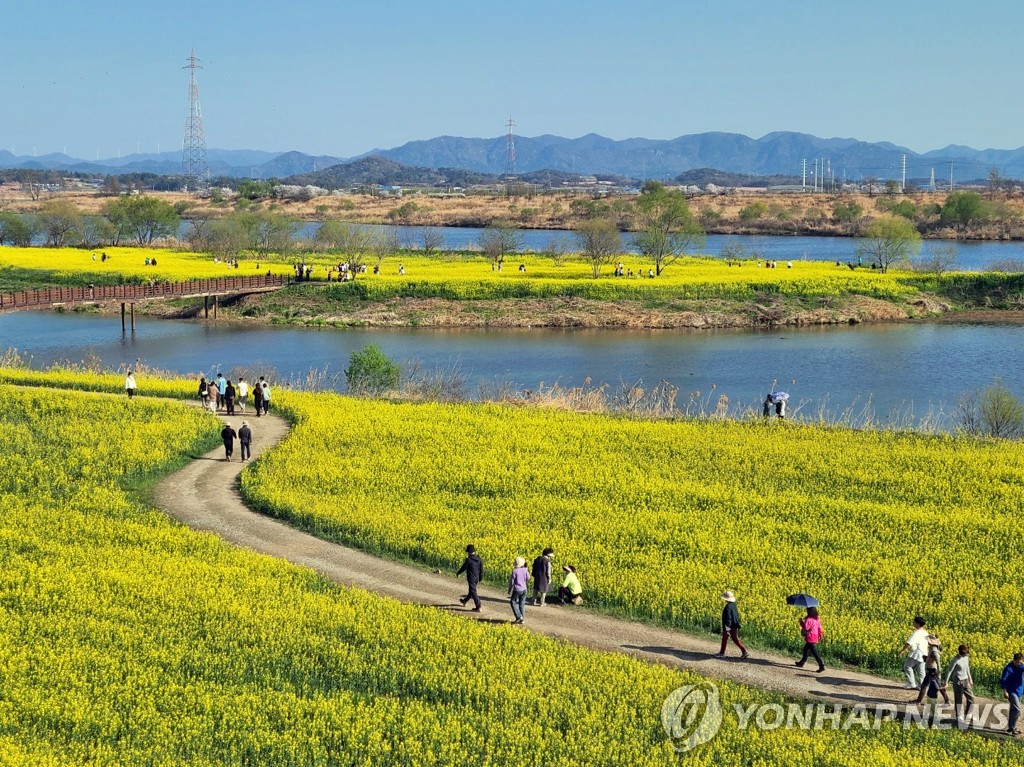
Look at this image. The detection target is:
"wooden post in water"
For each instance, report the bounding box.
[204,295,209,319]
[213,296,218,319]
[130,302,135,331]
[121,303,126,332]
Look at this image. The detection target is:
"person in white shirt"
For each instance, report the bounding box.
[124,371,136,399]
[901,616,930,689]
[237,377,249,413]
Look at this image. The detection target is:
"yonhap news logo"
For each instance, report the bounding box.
[660,683,724,753]
[661,683,1014,754]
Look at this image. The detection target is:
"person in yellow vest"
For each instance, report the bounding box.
[557,565,583,605]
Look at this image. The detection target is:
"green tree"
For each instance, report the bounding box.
[238,211,298,261]
[38,200,82,247]
[124,196,181,245]
[0,212,37,247]
[631,181,704,275]
[941,191,989,238]
[831,201,863,224]
[574,216,621,278]
[478,222,522,270]
[345,345,400,395]
[856,215,921,273]
[738,201,768,221]
[955,378,1024,438]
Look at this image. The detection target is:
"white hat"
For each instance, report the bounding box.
[721,590,736,602]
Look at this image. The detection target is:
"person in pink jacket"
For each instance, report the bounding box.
[795,606,826,672]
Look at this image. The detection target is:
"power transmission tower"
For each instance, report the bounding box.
[901,154,907,192]
[182,49,210,191]
[504,116,516,177]
[929,168,936,192]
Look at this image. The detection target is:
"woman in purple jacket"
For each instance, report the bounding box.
[508,557,531,624]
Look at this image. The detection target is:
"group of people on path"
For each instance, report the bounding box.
[719,595,1024,736]
[197,373,272,417]
[456,545,583,624]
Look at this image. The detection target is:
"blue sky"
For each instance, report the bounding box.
[4,1,1022,159]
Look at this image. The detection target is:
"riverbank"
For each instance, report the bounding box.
[78,288,951,329]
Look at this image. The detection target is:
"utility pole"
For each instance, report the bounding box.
[182,49,210,191]
[802,159,807,190]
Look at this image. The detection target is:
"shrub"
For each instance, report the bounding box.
[345,344,400,394]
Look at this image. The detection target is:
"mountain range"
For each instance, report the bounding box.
[2,131,1021,183]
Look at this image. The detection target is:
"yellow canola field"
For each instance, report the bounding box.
[0,246,292,284]
[324,253,920,302]
[1,373,1020,764]
[0,245,918,300]
[244,393,1024,685]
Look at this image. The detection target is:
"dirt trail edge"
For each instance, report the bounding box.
[154,410,1004,732]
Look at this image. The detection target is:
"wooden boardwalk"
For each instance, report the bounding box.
[0,274,291,314]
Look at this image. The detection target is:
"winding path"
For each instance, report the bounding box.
[153,409,1010,736]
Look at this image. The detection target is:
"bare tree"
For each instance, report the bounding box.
[574,217,621,277]
[478,222,522,270]
[912,244,958,277]
[419,227,445,254]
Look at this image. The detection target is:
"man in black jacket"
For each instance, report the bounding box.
[221,423,237,462]
[717,590,749,659]
[457,544,483,611]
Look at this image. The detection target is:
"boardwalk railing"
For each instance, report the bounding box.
[0,274,291,312]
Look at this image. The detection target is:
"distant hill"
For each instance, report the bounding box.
[0,131,1019,183]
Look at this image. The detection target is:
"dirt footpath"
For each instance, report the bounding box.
[153,410,1008,734]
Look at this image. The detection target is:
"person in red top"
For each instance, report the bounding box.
[795,606,826,673]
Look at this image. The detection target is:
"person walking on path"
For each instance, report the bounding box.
[795,606,825,672]
[901,616,930,689]
[508,556,530,624]
[124,370,136,399]
[717,590,749,659]
[225,380,237,416]
[1000,653,1024,737]
[215,373,227,411]
[207,379,219,412]
[557,565,583,605]
[238,421,253,462]
[531,547,554,606]
[260,381,272,415]
[237,378,249,414]
[221,423,237,462]
[253,378,265,417]
[910,667,950,728]
[456,544,483,612]
[943,644,975,723]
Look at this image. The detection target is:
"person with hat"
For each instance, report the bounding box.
[531,547,554,606]
[456,544,483,612]
[717,590,749,659]
[557,565,583,605]
[508,556,530,624]
[238,421,253,462]
[220,422,237,462]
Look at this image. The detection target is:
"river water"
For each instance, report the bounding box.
[2,311,1021,428]
[293,225,1024,272]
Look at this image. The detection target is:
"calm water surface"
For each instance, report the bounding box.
[1,311,1021,427]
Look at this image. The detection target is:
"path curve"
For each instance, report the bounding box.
[154,409,1007,734]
